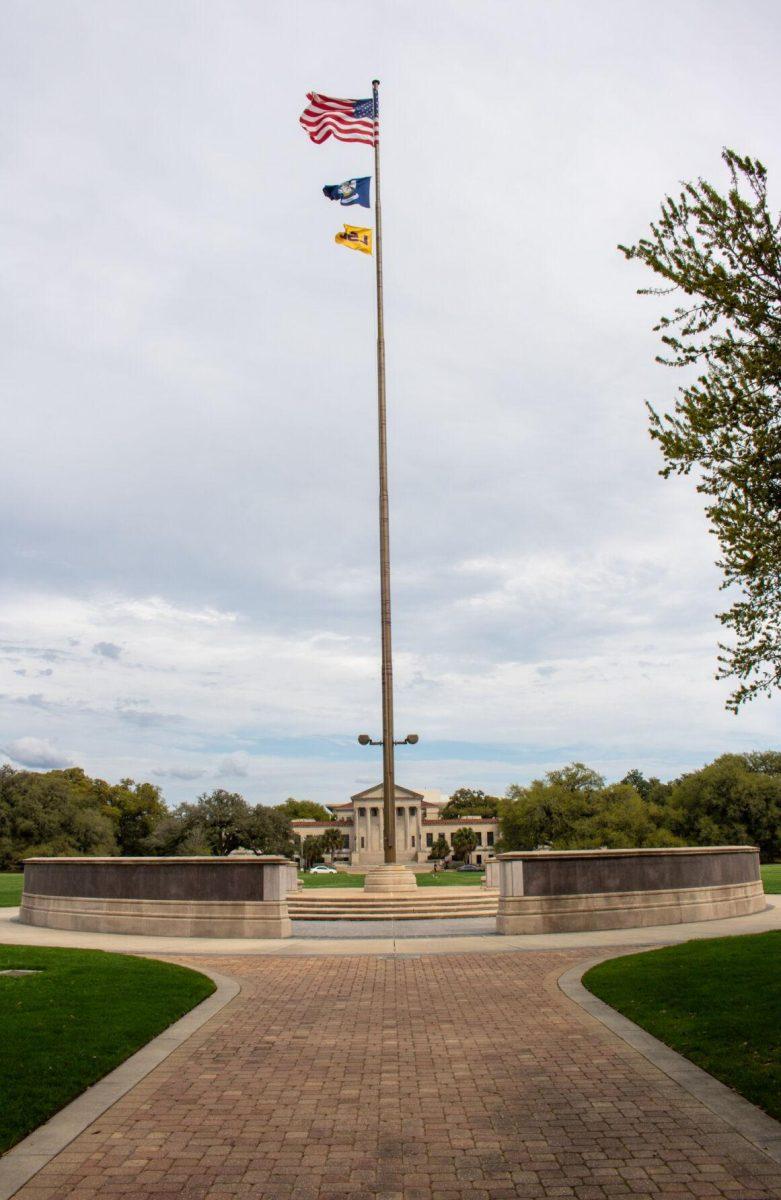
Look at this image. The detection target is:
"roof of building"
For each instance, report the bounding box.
[350,782,424,803]
[315,786,452,814]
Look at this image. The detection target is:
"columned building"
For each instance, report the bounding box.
[290,784,499,867]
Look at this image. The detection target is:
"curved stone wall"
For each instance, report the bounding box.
[20,856,294,938]
[496,846,764,935]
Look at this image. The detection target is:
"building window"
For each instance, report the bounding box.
[342,835,350,850]
[411,835,415,847]
[408,806,416,816]
[487,831,494,846]
[396,807,404,817]
[370,807,378,817]
[475,832,482,845]
[360,836,365,849]
[426,832,433,848]
[358,807,366,817]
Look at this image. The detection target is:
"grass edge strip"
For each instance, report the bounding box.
[0,965,240,1200]
[558,952,781,1166]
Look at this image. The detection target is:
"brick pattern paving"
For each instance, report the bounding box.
[13,951,781,1200]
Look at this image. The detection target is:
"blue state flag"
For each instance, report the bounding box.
[322,177,371,208]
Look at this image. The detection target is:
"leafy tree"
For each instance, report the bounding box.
[451,827,479,861]
[440,788,499,819]
[666,754,781,861]
[140,810,209,857]
[499,763,681,851]
[277,798,333,821]
[241,805,295,857]
[544,763,606,794]
[743,750,781,776]
[320,826,344,860]
[107,779,167,855]
[500,763,606,850]
[166,792,296,858]
[428,834,450,861]
[568,783,682,850]
[621,769,652,801]
[621,150,781,710]
[300,834,324,869]
[182,790,250,856]
[0,765,120,868]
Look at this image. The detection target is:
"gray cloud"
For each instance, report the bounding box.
[217,753,251,779]
[92,642,122,660]
[16,693,49,709]
[153,766,206,781]
[115,704,179,729]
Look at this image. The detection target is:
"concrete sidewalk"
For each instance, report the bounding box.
[2,894,779,956]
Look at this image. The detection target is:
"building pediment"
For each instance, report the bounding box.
[350,783,424,803]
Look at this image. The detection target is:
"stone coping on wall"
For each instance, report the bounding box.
[497,846,759,859]
[22,856,291,864]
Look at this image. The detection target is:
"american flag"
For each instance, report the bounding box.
[299,92,377,147]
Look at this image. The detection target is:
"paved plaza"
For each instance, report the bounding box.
[9,947,781,1200]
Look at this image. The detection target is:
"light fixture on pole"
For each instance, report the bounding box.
[357,733,419,746]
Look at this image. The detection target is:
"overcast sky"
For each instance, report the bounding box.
[2,0,780,808]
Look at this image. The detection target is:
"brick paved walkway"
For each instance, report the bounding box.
[14,952,781,1200]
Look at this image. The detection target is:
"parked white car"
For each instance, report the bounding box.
[309,864,337,874]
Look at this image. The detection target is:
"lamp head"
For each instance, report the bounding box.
[357,733,371,746]
[405,734,419,745]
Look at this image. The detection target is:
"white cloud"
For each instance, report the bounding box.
[4,736,75,769]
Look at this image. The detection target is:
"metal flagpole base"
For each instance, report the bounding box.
[363,864,418,894]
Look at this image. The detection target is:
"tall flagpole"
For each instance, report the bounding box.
[371,79,397,865]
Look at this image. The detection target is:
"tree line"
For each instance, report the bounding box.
[420,754,780,862]
[1,750,779,869]
[0,768,327,870]
[498,754,781,862]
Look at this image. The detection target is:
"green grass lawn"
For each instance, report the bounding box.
[0,873,23,906]
[761,863,781,893]
[298,868,486,887]
[583,932,781,1121]
[298,871,366,887]
[0,945,214,1153]
[416,870,486,886]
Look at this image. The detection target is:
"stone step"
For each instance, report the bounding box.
[290,910,497,921]
[288,888,499,921]
[289,902,501,907]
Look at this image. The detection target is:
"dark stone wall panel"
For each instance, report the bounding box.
[505,849,759,896]
[23,859,267,902]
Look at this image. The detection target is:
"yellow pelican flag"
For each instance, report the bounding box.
[335,224,372,254]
